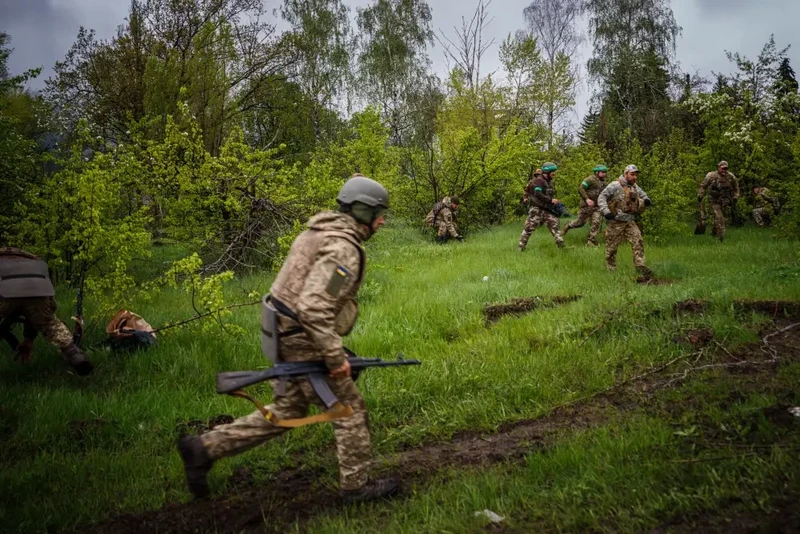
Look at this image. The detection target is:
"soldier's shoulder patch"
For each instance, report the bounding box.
[326,265,349,297]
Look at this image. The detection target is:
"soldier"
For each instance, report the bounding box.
[598,165,652,276]
[562,164,609,246]
[522,168,543,205]
[428,196,463,243]
[178,175,399,503]
[698,161,739,241]
[752,186,779,227]
[0,247,93,375]
[518,163,564,251]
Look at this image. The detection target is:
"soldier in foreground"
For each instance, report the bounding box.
[178,175,399,503]
[518,163,564,251]
[427,196,463,243]
[0,247,93,375]
[598,165,652,276]
[752,186,779,227]
[562,164,609,246]
[698,161,739,241]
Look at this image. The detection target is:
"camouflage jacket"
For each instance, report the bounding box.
[754,188,778,212]
[598,176,650,222]
[432,200,458,237]
[699,171,739,204]
[528,177,556,209]
[269,212,370,370]
[578,174,607,206]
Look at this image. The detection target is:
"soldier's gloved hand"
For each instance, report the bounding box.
[456,235,464,242]
[644,198,652,207]
[604,212,615,220]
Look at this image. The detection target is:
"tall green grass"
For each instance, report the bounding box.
[0,219,798,531]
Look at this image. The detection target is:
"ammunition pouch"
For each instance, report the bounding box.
[334,298,358,336]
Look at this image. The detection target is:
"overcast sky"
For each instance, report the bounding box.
[2,0,800,127]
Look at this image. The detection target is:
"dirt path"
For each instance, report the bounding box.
[78,303,800,534]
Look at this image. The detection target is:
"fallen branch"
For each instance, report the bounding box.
[153,300,260,334]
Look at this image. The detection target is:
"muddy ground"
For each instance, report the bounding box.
[77,301,800,534]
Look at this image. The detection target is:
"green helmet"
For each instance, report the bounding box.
[542,162,558,173]
[338,174,389,224]
[593,164,608,173]
[338,175,389,208]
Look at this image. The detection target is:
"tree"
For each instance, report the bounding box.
[0,33,44,241]
[45,0,295,153]
[356,0,435,145]
[282,0,353,142]
[521,0,581,145]
[438,0,495,91]
[584,0,681,149]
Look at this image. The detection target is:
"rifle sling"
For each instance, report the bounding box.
[228,389,354,428]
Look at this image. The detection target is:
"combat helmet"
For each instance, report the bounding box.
[542,162,558,173]
[337,174,389,224]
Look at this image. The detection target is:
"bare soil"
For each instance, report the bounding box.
[483,295,581,324]
[75,302,800,534]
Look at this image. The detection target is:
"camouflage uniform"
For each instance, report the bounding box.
[562,174,607,245]
[199,212,373,491]
[0,248,90,372]
[598,177,650,271]
[752,188,778,227]
[433,198,459,239]
[699,169,739,241]
[519,176,563,250]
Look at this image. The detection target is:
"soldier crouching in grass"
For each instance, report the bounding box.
[178,174,400,503]
[0,247,93,375]
[598,165,653,280]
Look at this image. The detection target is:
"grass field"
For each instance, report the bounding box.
[1,218,799,533]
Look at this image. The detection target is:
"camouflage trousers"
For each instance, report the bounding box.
[0,296,73,349]
[752,208,773,227]
[519,207,563,250]
[709,202,729,241]
[436,220,458,238]
[604,221,645,270]
[200,375,372,491]
[562,205,603,245]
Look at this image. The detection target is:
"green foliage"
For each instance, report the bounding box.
[13,121,152,315]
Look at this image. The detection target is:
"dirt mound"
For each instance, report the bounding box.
[651,499,800,534]
[672,328,714,347]
[673,300,708,315]
[484,296,581,324]
[735,300,800,318]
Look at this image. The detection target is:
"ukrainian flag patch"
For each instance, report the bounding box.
[326,265,349,296]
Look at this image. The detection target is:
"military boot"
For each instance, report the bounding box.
[178,435,214,498]
[561,224,571,236]
[341,477,400,504]
[435,236,446,244]
[61,343,94,376]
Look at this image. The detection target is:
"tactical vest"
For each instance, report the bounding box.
[269,227,365,331]
[530,178,556,209]
[0,257,56,299]
[709,173,734,203]
[610,185,644,216]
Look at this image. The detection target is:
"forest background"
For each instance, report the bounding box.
[2,0,800,320]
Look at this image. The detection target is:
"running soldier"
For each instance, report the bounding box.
[518,163,564,251]
[562,164,609,246]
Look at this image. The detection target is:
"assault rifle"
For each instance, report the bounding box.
[217,348,421,427]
